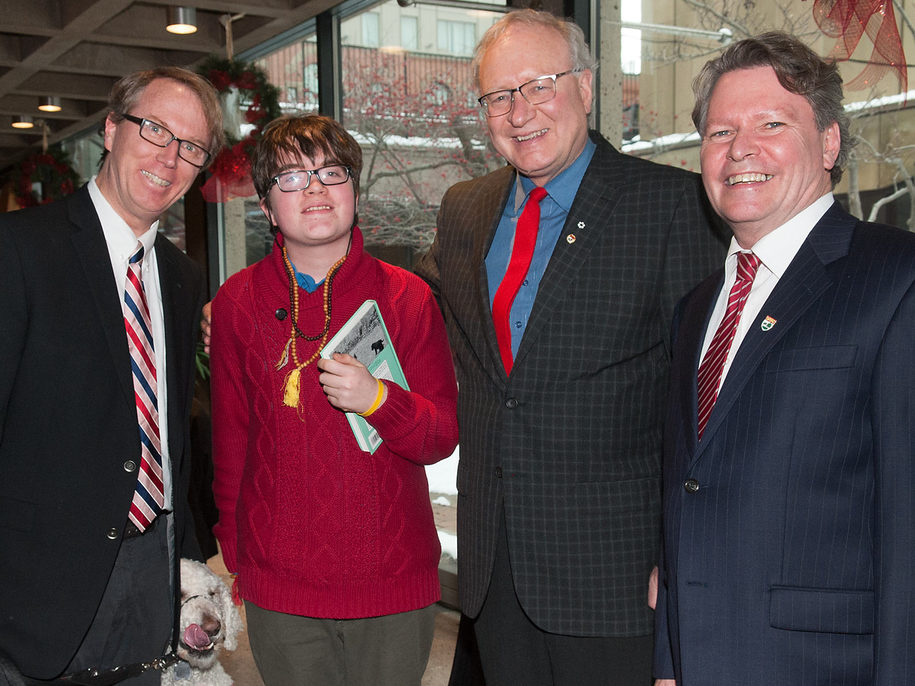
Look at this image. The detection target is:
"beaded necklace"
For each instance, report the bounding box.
[275,245,347,408]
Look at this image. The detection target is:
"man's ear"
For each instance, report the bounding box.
[823,120,841,171]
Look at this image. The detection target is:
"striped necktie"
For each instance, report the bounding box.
[124,242,164,531]
[697,251,761,440]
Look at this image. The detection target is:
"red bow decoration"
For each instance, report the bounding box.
[809,0,907,92]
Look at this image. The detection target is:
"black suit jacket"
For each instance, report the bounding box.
[416,132,727,636]
[655,203,915,684]
[0,186,205,677]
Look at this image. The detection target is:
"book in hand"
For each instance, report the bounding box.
[320,300,409,453]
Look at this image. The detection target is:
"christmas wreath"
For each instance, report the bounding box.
[10,144,81,208]
[199,57,282,202]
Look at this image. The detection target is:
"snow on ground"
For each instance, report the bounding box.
[438,529,458,560]
[426,446,458,495]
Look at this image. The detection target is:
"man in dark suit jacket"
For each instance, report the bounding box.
[653,33,915,685]
[0,67,224,683]
[415,10,726,685]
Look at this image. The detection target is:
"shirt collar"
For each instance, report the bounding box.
[89,176,159,257]
[511,137,597,212]
[725,192,833,279]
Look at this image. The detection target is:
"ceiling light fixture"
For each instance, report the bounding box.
[166,6,198,35]
[38,96,62,113]
[11,115,34,129]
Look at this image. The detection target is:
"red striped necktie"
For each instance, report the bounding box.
[697,251,761,440]
[124,242,164,531]
[492,186,548,374]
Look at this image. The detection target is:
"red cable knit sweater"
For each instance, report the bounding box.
[210,229,458,619]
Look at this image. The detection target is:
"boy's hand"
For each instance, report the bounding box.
[318,353,386,414]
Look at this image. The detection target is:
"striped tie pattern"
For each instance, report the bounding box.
[124,242,164,531]
[697,251,761,440]
[492,186,548,374]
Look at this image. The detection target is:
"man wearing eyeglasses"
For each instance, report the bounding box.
[0,67,224,683]
[415,10,727,685]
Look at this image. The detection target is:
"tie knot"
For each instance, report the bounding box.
[528,186,548,205]
[130,242,145,265]
[736,251,760,282]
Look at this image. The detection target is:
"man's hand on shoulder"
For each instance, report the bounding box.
[200,301,212,354]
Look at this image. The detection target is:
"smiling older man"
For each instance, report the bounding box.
[415,9,727,685]
[653,32,915,686]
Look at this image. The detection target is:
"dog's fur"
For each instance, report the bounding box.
[161,559,243,686]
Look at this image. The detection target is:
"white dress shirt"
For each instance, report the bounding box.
[88,177,172,510]
[699,193,834,386]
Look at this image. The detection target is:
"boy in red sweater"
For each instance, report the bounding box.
[209,115,458,684]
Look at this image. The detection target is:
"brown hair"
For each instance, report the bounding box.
[106,67,226,162]
[251,115,363,200]
[692,31,852,186]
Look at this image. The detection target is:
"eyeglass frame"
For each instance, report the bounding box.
[119,113,213,168]
[268,166,354,193]
[477,69,583,118]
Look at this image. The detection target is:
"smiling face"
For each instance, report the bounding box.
[478,23,593,187]
[259,151,357,270]
[700,65,840,247]
[97,78,211,237]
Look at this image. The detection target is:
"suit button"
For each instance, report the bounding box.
[684,478,700,493]
[124,460,137,473]
[495,467,503,478]
[107,528,119,540]
[505,398,519,409]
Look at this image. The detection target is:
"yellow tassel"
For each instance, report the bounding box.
[275,338,292,371]
[283,368,301,407]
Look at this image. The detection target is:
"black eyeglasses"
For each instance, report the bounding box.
[478,69,583,117]
[269,166,353,192]
[120,113,212,168]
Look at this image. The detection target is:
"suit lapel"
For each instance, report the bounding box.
[67,187,135,408]
[694,203,856,456]
[155,235,191,465]
[471,167,515,382]
[513,140,626,369]
[677,274,724,461]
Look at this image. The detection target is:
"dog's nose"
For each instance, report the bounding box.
[201,615,222,637]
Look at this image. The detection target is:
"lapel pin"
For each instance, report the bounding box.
[577,221,586,229]
[761,315,777,331]
[566,233,576,244]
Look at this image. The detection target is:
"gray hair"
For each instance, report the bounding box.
[471,9,597,92]
[692,31,852,186]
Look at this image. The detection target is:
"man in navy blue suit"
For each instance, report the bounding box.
[653,32,915,685]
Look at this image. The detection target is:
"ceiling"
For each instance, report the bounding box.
[0,0,338,170]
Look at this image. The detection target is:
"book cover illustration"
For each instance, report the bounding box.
[321,300,409,453]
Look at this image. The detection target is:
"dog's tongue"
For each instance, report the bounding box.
[183,624,213,650]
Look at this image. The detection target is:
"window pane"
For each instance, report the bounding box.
[341,0,504,261]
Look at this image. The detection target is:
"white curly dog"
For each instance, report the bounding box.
[161,559,243,686]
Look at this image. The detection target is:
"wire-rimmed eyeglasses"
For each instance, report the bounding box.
[478,69,583,118]
[120,113,212,168]
[269,166,353,192]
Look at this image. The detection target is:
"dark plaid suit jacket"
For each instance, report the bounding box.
[655,203,915,683]
[416,132,727,636]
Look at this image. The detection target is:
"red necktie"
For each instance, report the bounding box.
[697,251,761,440]
[124,242,165,531]
[492,186,548,374]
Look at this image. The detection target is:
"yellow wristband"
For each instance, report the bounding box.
[358,378,385,417]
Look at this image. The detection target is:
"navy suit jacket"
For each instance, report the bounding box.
[655,202,915,685]
[0,186,205,677]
